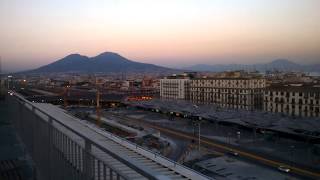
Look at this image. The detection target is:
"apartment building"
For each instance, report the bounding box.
[160,74,191,100]
[264,84,320,117]
[189,77,266,110]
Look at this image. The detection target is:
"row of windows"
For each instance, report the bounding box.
[190,89,262,93]
[266,91,320,97]
[265,97,320,105]
[191,99,258,108]
[266,104,320,116]
[267,103,320,111]
[269,110,319,117]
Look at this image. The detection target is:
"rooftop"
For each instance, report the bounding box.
[126,99,320,140]
[266,83,320,92]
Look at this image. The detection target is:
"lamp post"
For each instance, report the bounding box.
[198,116,202,151]
[290,145,295,167]
[237,131,241,143]
[228,132,231,145]
[170,111,174,121]
[7,75,12,90]
[192,104,202,151]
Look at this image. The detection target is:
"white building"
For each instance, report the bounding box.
[160,75,191,100]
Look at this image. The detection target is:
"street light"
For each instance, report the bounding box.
[228,132,232,145]
[290,145,295,167]
[237,131,241,143]
[198,116,202,151]
[192,104,202,151]
[169,111,173,121]
[7,75,12,90]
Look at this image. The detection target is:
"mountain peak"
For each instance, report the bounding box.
[98,51,118,55]
[65,53,83,58]
[61,54,89,62]
[93,51,130,63]
[95,52,122,58]
[270,59,294,64]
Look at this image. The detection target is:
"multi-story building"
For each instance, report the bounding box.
[160,74,191,100]
[189,76,266,110]
[264,84,320,117]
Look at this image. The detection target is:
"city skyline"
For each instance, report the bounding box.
[1,0,320,72]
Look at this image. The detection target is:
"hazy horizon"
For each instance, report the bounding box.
[1,0,320,72]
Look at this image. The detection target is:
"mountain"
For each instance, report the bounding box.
[32,54,90,73]
[185,59,320,72]
[28,52,176,74]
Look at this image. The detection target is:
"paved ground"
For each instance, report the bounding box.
[0,97,35,180]
[113,107,320,171]
[109,107,319,179]
[60,105,318,179]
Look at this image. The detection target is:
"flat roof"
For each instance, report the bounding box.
[193,77,264,80]
[126,99,320,140]
[195,156,299,180]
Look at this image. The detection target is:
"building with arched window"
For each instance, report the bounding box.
[264,84,320,117]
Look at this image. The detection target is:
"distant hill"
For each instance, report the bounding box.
[27,52,177,74]
[185,59,320,72]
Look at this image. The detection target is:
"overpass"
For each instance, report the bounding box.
[7,92,211,180]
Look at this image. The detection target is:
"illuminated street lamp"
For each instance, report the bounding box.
[192,104,202,151]
[198,116,202,151]
[290,145,295,166]
[7,75,12,90]
[237,131,241,142]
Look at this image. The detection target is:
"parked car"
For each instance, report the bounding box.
[278,166,290,173]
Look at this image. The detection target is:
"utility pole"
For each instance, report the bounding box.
[193,104,202,152]
[198,119,201,151]
[290,145,295,167]
[96,76,101,127]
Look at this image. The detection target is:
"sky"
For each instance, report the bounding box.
[0,0,320,72]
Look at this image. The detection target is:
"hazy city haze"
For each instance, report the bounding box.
[1,0,320,72]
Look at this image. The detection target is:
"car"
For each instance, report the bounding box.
[227,151,239,156]
[278,166,290,173]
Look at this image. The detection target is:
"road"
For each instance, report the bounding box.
[107,112,320,179]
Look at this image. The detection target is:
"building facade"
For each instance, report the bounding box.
[160,76,190,100]
[264,84,320,117]
[189,78,266,110]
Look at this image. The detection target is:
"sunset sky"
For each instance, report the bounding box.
[0,0,319,72]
